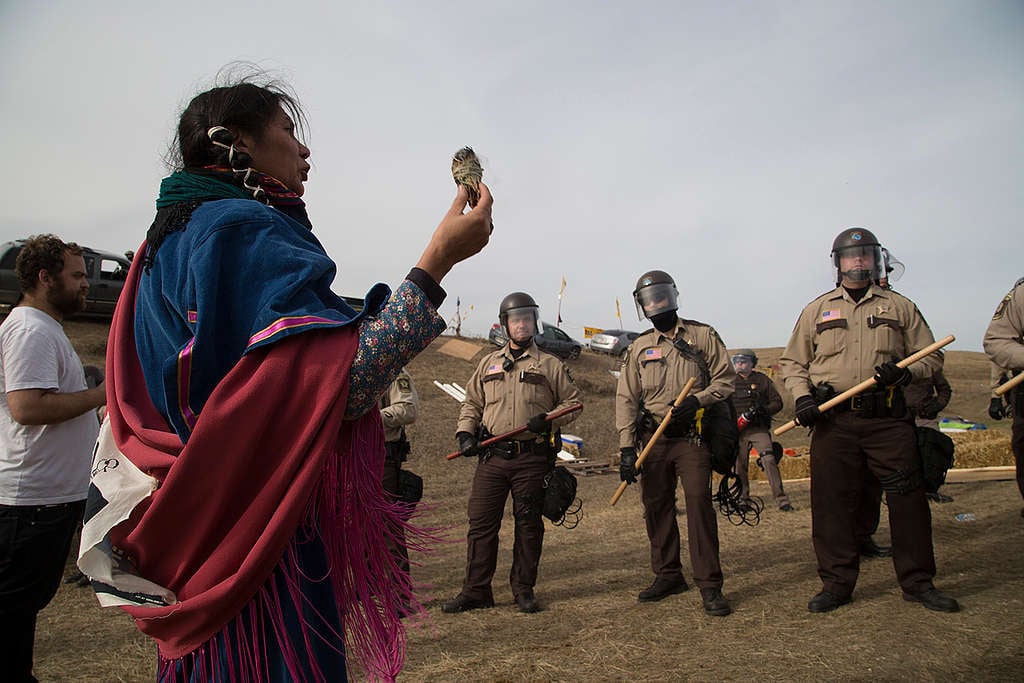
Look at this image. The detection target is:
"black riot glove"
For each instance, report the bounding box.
[670,396,701,427]
[874,361,913,388]
[988,397,1006,421]
[526,412,550,435]
[794,395,823,427]
[619,446,639,484]
[918,398,943,420]
[457,431,481,458]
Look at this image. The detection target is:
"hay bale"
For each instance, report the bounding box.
[748,431,1013,482]
[947,430,1013,468]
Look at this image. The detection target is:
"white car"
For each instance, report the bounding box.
[590,329,641,357]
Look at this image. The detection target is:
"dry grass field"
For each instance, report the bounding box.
[32,322,1024,681]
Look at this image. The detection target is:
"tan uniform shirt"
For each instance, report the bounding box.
[779,284,941,400]
[615,318,735,449]
[381,368,417,442]
[457,341,581,439]
[983,282,1024,373]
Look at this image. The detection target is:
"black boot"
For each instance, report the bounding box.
[699,587,731,616]
[514,590,540,613]
[441,593,494,614]
[903,587,959,613]
[638,577,689,602]
[807,590,851,613]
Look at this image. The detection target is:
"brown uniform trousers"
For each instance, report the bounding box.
[732,371,789,507]
[856,368,953,541]
[781,284,943,598]
[983,282,1024,502]
[616,319,735,589]
[639,436,722,587]
[811,412,936,596]
[456,341,581,601]
[380,369,418,576]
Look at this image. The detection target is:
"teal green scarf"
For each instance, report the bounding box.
[155,171,249,208]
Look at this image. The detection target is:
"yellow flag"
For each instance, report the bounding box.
[615,297,621,318]
[559,275,567,297]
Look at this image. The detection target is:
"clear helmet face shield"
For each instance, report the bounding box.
[634,282,679,320]
[832,244,883,286]
[879,248,904,288]
[502,306,539,344]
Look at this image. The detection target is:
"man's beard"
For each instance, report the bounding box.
[48,281,86,317]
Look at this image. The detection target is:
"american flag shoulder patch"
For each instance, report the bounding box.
[486,363,504,375]
[643,347,663,360]
[821,309,842,321]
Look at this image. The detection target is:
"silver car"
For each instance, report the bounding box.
[590,329,641,357]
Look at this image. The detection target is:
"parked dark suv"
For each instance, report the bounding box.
[488,321,583,360]
[0,240,132,317]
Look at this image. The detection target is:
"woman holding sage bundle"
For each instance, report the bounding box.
[77,66,492,681]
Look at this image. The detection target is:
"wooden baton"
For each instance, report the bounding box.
[994,371,1024,397]
[610,377,696,506]
[774,334,955,436]
[445,403,583,460]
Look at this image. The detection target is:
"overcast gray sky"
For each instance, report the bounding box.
[2,1,1020,351]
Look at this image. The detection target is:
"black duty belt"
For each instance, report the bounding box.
[831,389,899,418]
[488,439,547,458]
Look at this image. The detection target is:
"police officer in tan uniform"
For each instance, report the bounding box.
[983,277,1024,517]
[730,349,791,511]
[616,270,734,616]
[380,367,418,577]
[779,228,958,613]
[442,292,581,614]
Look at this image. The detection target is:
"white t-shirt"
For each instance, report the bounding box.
[0,306,99,505]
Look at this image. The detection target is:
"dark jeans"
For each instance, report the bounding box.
[0,500,85,683]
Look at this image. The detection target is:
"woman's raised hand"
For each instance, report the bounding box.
[415,182,492,283]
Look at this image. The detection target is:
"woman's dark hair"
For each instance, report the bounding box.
[15,234,83,293]
[167,64,307,171]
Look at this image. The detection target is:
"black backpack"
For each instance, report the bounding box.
[542,466,582,527]
[916,427,954,493]
[671,337,739,476]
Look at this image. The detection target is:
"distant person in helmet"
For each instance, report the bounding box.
[779,228,959,614]
[443,292,581,614]
[729,349,791,511]
[615,270,735,616]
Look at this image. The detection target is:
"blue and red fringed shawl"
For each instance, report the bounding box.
[81,244,414,681]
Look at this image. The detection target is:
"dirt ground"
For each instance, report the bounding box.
[33,324,1024,681]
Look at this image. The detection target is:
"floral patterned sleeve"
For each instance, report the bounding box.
[345,278,446,418]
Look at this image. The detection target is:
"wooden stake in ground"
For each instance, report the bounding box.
[452,146,483,207]
[610,378,696,506]
[774,334,955,436]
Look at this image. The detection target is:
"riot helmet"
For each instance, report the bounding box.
[731,348,758,372]
[633,270,679,321]
[499,291,540,345]
[831,228,883,286]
